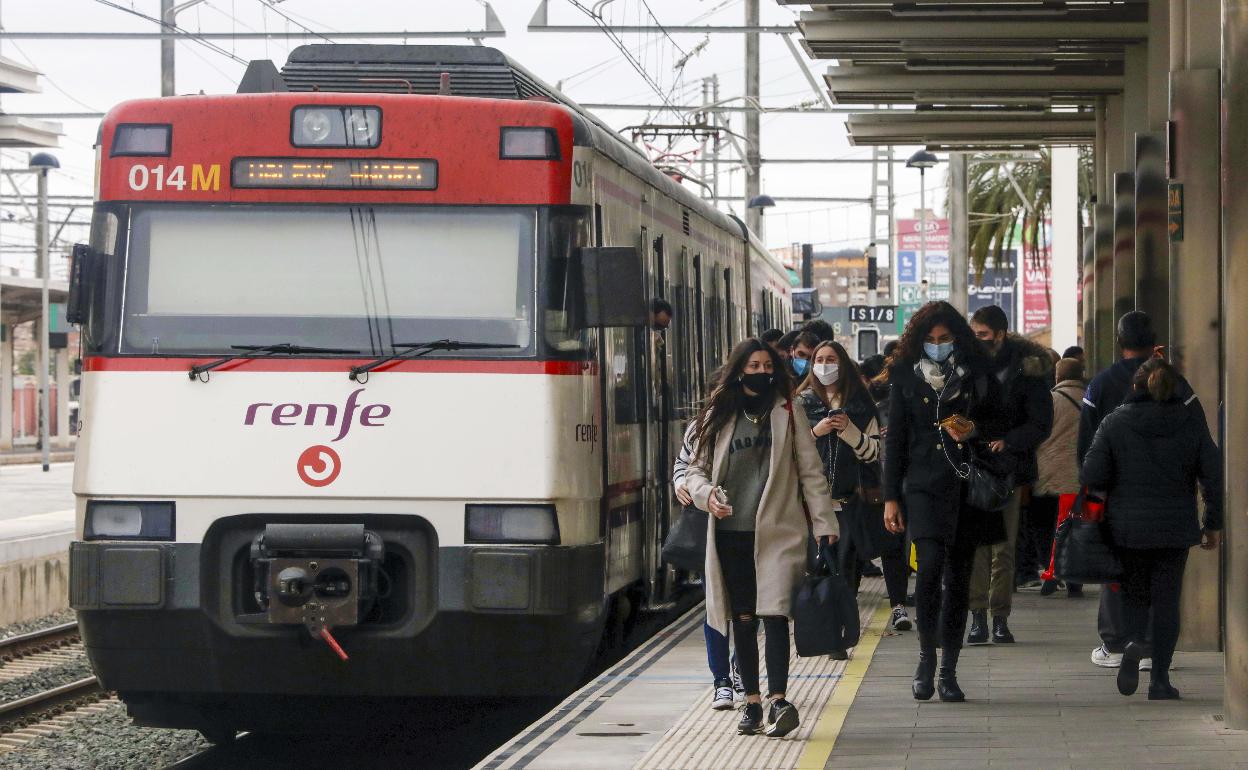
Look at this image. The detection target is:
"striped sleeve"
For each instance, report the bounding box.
[671,421,698,487]
[838,416,881,465]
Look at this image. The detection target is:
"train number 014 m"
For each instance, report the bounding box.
[128,164,221,192]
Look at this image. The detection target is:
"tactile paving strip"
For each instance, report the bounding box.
[633,577,886,770]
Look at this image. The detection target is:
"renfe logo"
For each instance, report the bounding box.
[244,388,391,442]
[298,445,341,487]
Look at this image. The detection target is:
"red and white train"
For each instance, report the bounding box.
[67,45,791,737]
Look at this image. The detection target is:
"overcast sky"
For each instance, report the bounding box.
[0,0,942,273]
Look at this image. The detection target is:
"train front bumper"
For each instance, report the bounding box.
[70,528,607,699]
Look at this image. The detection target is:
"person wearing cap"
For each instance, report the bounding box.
[1077,311,1207,671]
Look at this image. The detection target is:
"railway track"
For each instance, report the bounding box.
[0,622,111,753]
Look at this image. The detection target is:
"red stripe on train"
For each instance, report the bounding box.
[84,356,593,375]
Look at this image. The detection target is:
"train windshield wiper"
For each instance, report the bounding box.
[348,339,522,382]
[189,343,361,381]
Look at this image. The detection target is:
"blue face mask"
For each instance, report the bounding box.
[923,341,955,363]
[791,357,809,377]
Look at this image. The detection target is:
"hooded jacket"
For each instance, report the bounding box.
[987,334,1055,485]
[1035,379,1085,496]
[1080,392,1223,549]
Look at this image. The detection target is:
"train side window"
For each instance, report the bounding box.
[693,254,705,392]
[613,228,647,425]
[543,209,589,353]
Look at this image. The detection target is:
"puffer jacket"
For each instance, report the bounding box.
[988,334,1055,485]
[1080,392,1223,549]
[1034,379,1084,496]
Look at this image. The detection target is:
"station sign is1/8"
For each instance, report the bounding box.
[849,305,896,324]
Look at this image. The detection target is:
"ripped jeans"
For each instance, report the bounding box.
[715,529,790,697]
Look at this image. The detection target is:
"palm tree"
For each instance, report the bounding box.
[961,148,1095,282]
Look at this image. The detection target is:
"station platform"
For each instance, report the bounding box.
[479,580,1248,770]
[0,508,73,625]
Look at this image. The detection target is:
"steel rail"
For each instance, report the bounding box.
[0,622,80,662]
[0,676,104,730]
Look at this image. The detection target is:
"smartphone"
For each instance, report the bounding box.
[940,414,974,434]
[713,486,732,515]
[827,408,846,417]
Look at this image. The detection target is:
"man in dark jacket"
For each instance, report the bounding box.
[965,306,1055,645]
[1078,310,1206,670]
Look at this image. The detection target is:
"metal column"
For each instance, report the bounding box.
[1171,67,1223,651]
[1113,172,1137,320]
[1221,0,1248,731]
[1135,132,1169,346]
[1094,202,1116,370]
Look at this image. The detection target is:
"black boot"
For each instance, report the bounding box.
[1148,670,1180,700]
[966,610,989,645]
[1118,641,1149,696]
[992,616,1015,644]
[937,647,965,702]
[912,637,937,701]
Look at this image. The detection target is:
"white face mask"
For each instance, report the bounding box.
[814,363,840,386]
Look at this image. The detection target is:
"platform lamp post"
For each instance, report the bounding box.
[30,152,58,473]
[747,194,776,244]
[906,150,940,294]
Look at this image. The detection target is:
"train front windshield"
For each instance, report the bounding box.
[93,204,536,356]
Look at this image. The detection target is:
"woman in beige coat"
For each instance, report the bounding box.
[1031,357,1086,595]
[686,337,839,738]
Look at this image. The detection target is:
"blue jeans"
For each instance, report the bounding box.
[704,621,730,681]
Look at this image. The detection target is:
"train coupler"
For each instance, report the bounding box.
[249,523,385,655]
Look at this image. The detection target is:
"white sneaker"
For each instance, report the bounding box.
[1140,658,1153,672]
[1091,644,1123,668]
[711,679,735,710]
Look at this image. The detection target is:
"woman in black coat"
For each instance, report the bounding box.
[1081,358,1222,700]
[881,301,1008,703]
[797,340,881,598]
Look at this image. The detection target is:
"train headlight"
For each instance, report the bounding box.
[466,504,559,545]
[84,501,175,541]
[499,127,560,160]
[291,106,382,148]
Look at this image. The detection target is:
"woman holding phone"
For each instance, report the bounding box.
[798,341,882,598]
[881,301,1007,703]
[685,338,839,738]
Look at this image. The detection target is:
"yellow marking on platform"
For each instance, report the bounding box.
[794,602,892,770]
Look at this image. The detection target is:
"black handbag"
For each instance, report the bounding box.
[1054,489,1122,584]
[792,543,861,657]
[661,503,707,572]
[964,452,1015,512]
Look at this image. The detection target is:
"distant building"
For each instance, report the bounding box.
[811,248,892,310]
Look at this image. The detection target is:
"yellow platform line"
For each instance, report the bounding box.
[794,602,893,770]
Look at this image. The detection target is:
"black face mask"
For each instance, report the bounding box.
[740,372,775,400]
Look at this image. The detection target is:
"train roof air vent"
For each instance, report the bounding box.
[682,210,691,236]
[277,45,551,100]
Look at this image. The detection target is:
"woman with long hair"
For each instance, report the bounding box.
[797,341,882,598]
[881,301,1007,703]
[685,337,839,738]
[1081,358,1222,700]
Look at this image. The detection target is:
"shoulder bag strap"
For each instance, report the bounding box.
[1055,389,1082,411]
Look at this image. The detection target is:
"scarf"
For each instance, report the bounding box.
[916,355,967,403]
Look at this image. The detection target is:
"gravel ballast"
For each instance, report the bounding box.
[0,658,95,705]
[0,703,208,770]
[0,610,76,641]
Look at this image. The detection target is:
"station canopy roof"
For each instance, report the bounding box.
[783,0,1147,148]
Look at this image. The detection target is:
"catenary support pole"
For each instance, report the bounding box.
[745,0,761,235]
